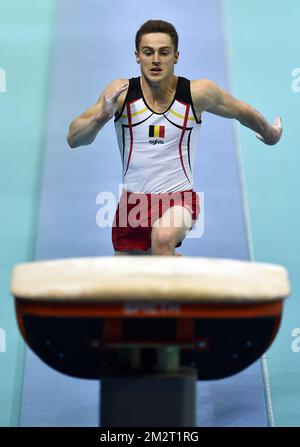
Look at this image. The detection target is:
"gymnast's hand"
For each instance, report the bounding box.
[256,116,283,146]
[96,83,129,121]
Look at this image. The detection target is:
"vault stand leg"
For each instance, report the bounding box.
[100,348,197,427]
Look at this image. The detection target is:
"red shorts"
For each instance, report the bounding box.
[112,189,200,251]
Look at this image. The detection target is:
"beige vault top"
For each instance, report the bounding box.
[10,256,290,303]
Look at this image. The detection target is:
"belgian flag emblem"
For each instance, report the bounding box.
[149,125,165,138]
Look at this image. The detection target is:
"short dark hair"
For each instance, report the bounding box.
[135,20,178,52]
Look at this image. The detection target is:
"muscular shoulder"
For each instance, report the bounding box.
[190,79,221,113]
[190,79,219,96]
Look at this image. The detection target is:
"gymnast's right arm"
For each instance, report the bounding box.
[67,80,128,149]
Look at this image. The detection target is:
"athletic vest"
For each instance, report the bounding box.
[114,76,202,193]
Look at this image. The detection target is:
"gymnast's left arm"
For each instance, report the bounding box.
[193,79,282,146]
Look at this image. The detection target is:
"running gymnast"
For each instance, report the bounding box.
[67,20,282,257]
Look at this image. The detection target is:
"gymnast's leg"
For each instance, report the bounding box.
[151,205,192,256]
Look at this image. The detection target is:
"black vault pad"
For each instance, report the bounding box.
[22,314,280,380]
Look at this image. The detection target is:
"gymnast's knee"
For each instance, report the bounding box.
[151,228,177,253]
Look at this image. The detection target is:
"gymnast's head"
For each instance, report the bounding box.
[135,20,180,82]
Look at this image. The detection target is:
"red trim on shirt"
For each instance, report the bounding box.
[124,103,134,177]
[176,99,189,107]
[178,104,191,183]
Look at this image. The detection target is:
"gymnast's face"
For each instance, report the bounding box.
[135,33,179,82]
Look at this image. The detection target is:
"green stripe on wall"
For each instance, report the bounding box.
[0,0,57,426]
[224,0,300,426]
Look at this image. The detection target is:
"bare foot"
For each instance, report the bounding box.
[175,253,183,257]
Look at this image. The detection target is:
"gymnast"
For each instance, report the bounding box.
[67,19,282,257]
